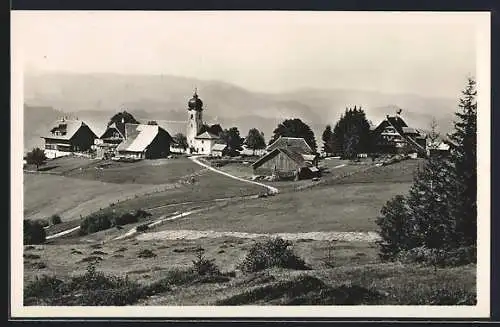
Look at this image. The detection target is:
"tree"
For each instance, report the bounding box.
[172,133,188,151]
[220,127,244,155]
[428,117,441,145]
[49,214,62,225]
[321,125,335,156]
[24,219,46,245]
[107,111,139,126]
[26,148,47,170]
[331,106,371,159]
[376,195,412,260]
[245,128,266,155]
[269,118,317,153]
[447,76,477,247]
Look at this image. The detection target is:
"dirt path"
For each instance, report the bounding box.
[189,156,279,194]
[136,229,381,242]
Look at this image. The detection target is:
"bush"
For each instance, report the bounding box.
[24,219,46,245]
[49,214,62,225]
[79,209,152,235]
[396,246,476,267]
[192,247,220,276]
[24,264,147,306]
[79,213,113,235]
[24,275,64,300]
[237,237,309,273]
[136,224,149,233]
[137,249,156,258]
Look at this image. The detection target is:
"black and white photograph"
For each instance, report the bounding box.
[10,10,490,318]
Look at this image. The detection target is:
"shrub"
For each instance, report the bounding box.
[237,237,309,273]
[24,219,46,245]
[49,214,62,225]
[192,247,220,276]
[24,275,64,300]
[113,212,137,226]
[36,219,49,228]
[396,246,476,268]
[136,224,149,233]
[137,249,156,258]
[79,213,113,235]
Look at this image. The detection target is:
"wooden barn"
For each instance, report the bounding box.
[252,148,319,180]
[115,123,172,160]
[266,136,315,154]
[42,118,98,159]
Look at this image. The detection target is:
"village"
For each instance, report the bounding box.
[29,89,449,183]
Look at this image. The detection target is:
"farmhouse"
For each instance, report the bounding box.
[115,123,172,160]
[252,147,319,180]
[42,118,98,159]
[371,111,427,157]
[266,136,315,154]
[96,121,127,159]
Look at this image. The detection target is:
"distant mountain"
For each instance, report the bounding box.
[24,72,458,152]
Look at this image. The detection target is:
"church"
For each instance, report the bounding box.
[186,89,223,155]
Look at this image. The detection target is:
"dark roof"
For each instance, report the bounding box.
[101,122,126,139]
[266,137,314,154]
[42,119,97,140]
[386,115,408,135]
[252,148,313,169]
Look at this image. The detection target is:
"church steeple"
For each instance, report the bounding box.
[188,87,203,111]
[186,88,204,152]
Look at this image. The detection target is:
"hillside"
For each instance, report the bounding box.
[23,72,457,152]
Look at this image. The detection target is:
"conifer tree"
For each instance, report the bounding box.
[321,125,334,155]
[447,77,477,247]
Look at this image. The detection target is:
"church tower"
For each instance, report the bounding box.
[186,88,204,151]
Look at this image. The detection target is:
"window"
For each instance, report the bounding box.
[201,140,204,144]
[191,114,193,119]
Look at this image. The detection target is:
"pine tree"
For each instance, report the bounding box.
[405,156,456,249]
[447,77,477,247]
[376,195,411,260]
[321,125,334,155]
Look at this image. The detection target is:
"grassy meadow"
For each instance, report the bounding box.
[22,155,476,306]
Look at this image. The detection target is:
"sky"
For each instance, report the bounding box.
[12,11,484,98]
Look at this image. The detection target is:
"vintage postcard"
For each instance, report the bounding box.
[10,10,491,318]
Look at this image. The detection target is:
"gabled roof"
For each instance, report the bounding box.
[195,131,220,140]
[212,144,227,152]
[42,119,96,140]
[266,136,314,154]
[116,124,169,153]
[101,122,126,139]
[252,148,312,169]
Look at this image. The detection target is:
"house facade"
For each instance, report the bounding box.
[115,124,172,159]
[371,113,427,157]
[96,121,127,159]
[42,118,98,159]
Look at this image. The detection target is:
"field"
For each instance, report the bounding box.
[24,156,267,223]
[22,156,476,306]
